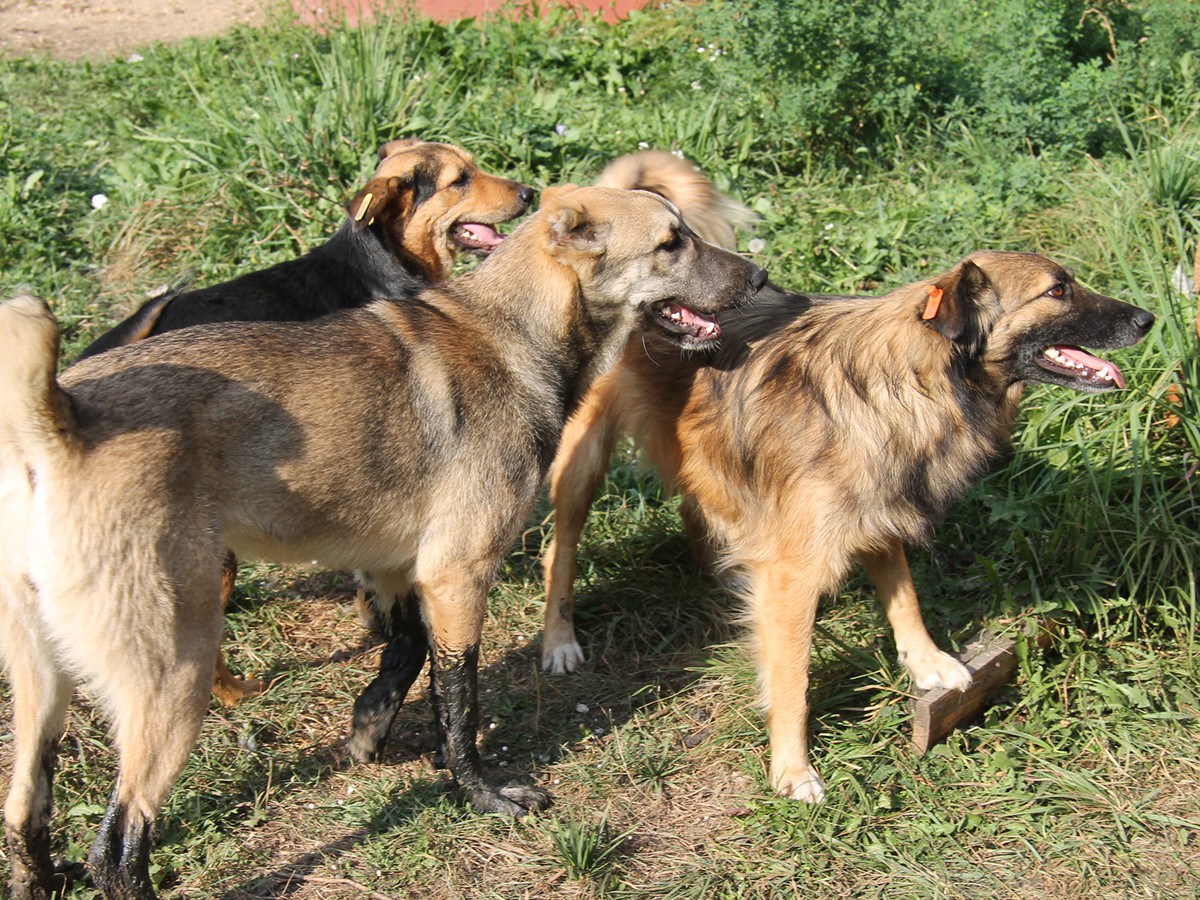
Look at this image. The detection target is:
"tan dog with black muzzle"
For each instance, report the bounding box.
[0,185,765,900]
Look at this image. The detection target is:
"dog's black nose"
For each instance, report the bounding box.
[518,186,535,208]
[1132,308,1155,333]
[750,265,768,291]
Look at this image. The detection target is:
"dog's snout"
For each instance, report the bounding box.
[750,265,768,292]
[517,185,536,208]
[1132,308,1155,334]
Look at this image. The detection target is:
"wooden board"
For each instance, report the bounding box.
[909,630,1019,754]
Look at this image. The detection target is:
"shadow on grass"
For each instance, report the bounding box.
[189,525,745,898]
[50,444,1159,898]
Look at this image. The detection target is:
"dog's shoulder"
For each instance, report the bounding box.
[710,284,814,369]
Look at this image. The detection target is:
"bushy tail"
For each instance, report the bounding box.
[594,150,757,250]
[0,295,74,462]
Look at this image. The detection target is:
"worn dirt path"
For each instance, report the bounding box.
[0,0,651,60]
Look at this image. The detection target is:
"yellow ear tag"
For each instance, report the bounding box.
[922,285,943,320]
[354,192,374,222]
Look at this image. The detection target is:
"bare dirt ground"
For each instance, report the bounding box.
[0,0,650,60]
[0,0,271,60]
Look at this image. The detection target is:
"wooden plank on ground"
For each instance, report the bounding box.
[910,630,1018,754]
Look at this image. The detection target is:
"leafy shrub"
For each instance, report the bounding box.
[699,0,1199,166]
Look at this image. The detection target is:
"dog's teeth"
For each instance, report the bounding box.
[1045,348,1086,372]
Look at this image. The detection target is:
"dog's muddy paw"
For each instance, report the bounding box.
[542,641,586,675]
[346,728,387,764]
[775,767,826,804]
[906,649,972,692]
[51,859,87,894]
[465,781,553,817]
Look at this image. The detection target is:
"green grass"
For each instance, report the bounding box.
[2,1,1200,897]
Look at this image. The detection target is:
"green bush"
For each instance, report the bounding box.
[703,0,1200,166]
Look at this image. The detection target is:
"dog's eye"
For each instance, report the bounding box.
[1045,283,1067,299]
[658,230,682,253]
[449,171,472,189]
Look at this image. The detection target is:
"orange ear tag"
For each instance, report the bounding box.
[922,285,943,320]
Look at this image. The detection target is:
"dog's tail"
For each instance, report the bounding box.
[594,150,757,250]
[75,283,186,361]
[0,295,76,463]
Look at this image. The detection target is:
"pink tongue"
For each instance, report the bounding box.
[459,222,504,249]
[669,303,720,336]
[1057,346,1125,389]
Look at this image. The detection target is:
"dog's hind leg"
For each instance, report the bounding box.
[348,571,429,763]
[860,540,970,692]
[543,375,622,674]
[80,559,223,899]
[0,582,74,900]
[419,566,551,816]
[87,641,216,900]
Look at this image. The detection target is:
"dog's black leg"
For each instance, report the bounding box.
[6,817,54,900]
[348,589,429,762]
[88,787,156,900]
[5,739,69,900]
[430,645,551,816]
[429,665,448,770]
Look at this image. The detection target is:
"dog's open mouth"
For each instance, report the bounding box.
[654,301,721,342]
[452,222,506,254]
[1037,345,1126,389]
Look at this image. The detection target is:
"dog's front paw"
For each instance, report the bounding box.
[347,712,394,763]
[542,640,586,674]
[904,647,972,692]
[347,731,384,764]
[464,781,553,817]
[773,766,826,804]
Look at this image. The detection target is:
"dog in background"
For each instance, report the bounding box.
[592,150,757,251]
[542,152,1154,802]
[77,138,534,708]
[0,185,765,899]
[79,138,534,356]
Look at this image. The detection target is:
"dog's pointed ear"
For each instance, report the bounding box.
[922,260,998,357]
[544,187,606,256]
[377,138,423,160]
[346,174,414,232]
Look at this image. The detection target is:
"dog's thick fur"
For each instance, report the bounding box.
[77,138,533,708]
[77,138,533,359]
[0,186,765,899]
[543,155,1155,804]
